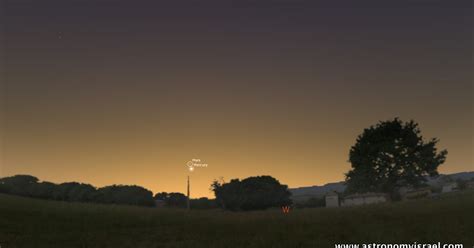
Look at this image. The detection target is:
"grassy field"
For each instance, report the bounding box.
[0,191,473,248]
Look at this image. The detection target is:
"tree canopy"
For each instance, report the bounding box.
[211,176,292,211]
[95,185,155,206]
[345,118,447,194]
[0,175,39,196]
[153,192,187,207]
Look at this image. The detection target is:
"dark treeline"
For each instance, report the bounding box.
[154,192,217,209]
[0,175,155,207]
[0,174,292,211]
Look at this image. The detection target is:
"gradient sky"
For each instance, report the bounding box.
[1,0,472,197]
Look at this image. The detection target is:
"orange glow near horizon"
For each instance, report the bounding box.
[2,111,472,198]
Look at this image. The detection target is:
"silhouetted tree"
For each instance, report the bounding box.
[211,176,292,211]
[0,175,39,196]
[53,182,96,202]
[153,192,169,201]
[345,118,447,195]
[165,193,188,207]
[94,185,155,207]
[211,179,242,210]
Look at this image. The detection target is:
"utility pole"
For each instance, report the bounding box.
[187,175,190,210]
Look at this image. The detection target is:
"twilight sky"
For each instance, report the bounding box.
[1,0,472,197]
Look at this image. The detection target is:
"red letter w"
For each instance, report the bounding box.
[281,206,290,213]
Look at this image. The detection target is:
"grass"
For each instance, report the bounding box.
[0,191,473,248]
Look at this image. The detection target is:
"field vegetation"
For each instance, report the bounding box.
[1,191,473,248]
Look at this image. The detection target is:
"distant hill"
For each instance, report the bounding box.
[425,171,474,187]
[289,171,474,202]
[436,171,474,181]
[290,182,346,202]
